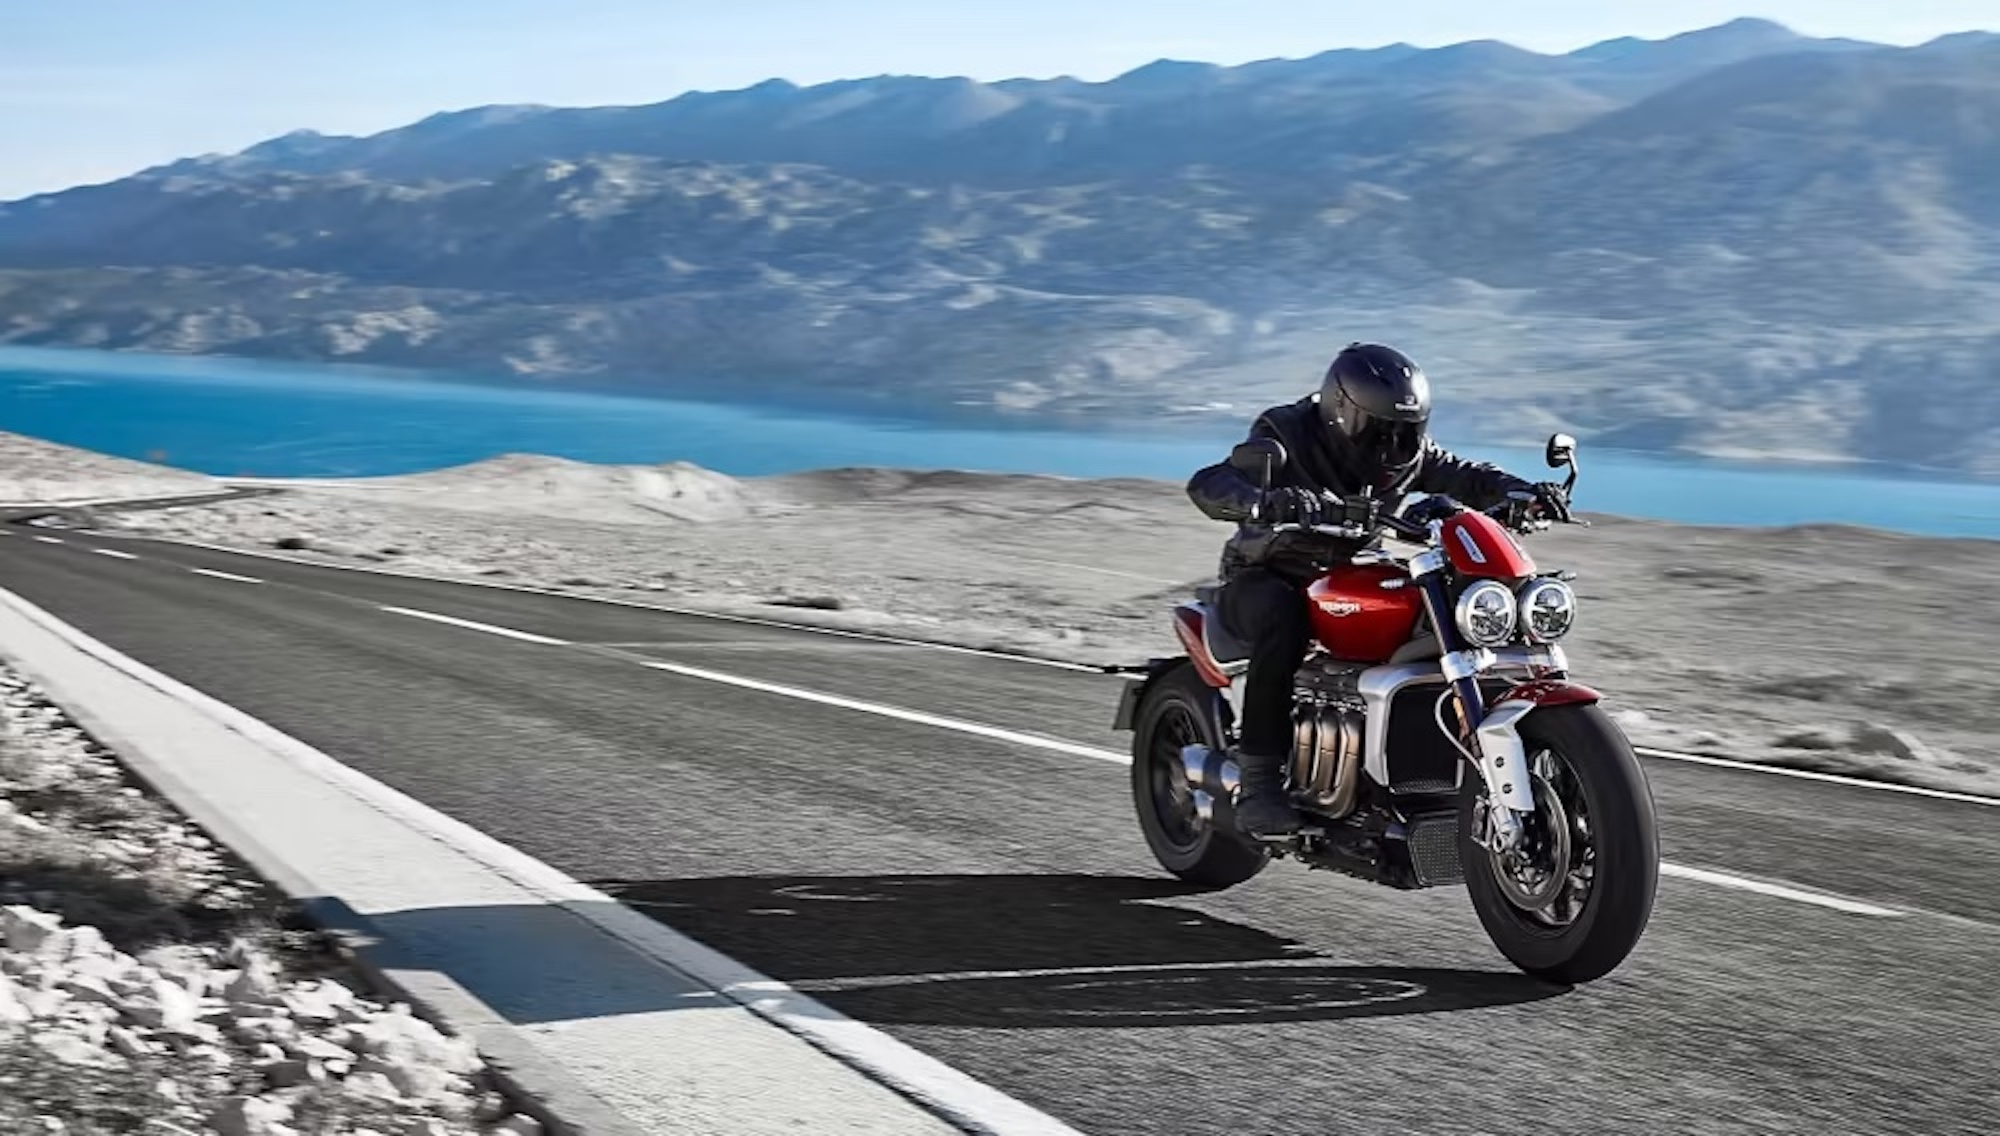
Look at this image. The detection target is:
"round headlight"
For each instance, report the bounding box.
[1518,578,1578,642]
[1455,579,1518,648]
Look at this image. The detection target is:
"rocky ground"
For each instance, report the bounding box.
[105,453,2000,799]
[0,433,217,504]
[0,663,544,1135]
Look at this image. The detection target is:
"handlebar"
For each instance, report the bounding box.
[1269,496,1582,546]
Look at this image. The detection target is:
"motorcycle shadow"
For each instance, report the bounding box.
[597,873,1569,1029]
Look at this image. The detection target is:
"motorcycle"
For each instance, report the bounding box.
[1111,434,1658,984]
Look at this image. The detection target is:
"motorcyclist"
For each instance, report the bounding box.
[1187,343,1572,837]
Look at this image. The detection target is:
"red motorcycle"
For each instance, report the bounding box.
[1113,434,1658,983]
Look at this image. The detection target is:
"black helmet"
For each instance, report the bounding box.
[1318,343,1431,488]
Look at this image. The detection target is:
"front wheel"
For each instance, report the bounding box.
[1462,703,1658,984]
[1130,663,1268,887]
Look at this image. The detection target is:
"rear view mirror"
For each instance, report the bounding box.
[1229,438,1287,475]
[1545,433,1577,469]
[1228,438,1288,492]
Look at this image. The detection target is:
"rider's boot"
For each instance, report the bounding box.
[1232,747,1301,837]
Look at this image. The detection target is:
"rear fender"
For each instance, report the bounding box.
[1110,656,1240,737]
[1172,604,1238,689]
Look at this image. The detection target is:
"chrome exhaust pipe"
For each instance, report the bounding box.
[1178,744,1240,797]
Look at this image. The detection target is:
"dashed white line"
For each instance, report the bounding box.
[1659,863,1903,917]
[378,605,569,646]
[92,548,139,561]
[190,568,264,585]
[641,660,1131,765]
[32,536,63,545]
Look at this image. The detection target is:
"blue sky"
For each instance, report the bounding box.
[4,1,1994,199]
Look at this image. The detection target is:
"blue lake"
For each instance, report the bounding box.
[3,346,1997,539]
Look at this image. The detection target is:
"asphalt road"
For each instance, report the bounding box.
[1,524,1994,1136]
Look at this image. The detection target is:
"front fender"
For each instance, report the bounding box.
[1492,679,1602,708]
[1473,681,1601,817]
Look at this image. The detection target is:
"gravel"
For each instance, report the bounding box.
[0,664,546,1136]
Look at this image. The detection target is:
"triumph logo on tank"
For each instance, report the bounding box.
[1320,600,1363,617]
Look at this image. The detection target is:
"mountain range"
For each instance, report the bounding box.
[1,18,1996,471]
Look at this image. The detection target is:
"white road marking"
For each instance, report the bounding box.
[379,605,569,646]
[639,662,1909,916]
[0,582,1080,1136]
[190,568,264,585]
[1659,863,1903,917]
[641,660,1131,765]
[32,536,63,545]
[107,533,2000,808]
[92,548,139,561]
[133,535,1108,672]
[1636,747,1997,808]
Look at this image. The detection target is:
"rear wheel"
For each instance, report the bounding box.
[1130,664,1268,887]
[1462,703,1658,984]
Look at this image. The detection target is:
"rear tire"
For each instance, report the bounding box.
[1462,703,1658,984]
[1130,664,1268,887]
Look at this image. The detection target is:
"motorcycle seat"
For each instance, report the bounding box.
[1197,602,1252,665]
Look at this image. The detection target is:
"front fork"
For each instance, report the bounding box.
[1416,573,1538,852]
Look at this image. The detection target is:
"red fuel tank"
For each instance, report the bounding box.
[1306,564,1423,664]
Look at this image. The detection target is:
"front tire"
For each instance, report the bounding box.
[1462,703,1658,984]
[1130,664,1268,887]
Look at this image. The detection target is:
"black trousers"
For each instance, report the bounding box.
[1214,568,1310,759]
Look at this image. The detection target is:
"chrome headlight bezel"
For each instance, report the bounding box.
[1454,579,1519,648]
[1517,577,1578,643]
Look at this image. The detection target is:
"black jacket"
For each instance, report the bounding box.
[1188,397,1532,583]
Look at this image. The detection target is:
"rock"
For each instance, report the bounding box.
[185,1042,234,1069]
[287,1033,351,1063]
[233,1015,298,1045]
[60,973,121,1008]
[350,1007,480,1072]
[224,955,286,1008]
[256,1057,323,1089]
[127,976,204,1035]
[108,1026,156,1059]
[0,974,30,1024]
[1852,725,1938,764]
[20,985,71,1018]
[42,924,112,962]
[398,1119,456,1136]
[273,536,311,551]
[137,944,210,979]
[342,1070,403,1104]
[206,1095,297,1136]
[282,978,356,1022]
[473,1091,510,1122]
[1773,726,1844,751]
[1,905,63,952]
[494,1115,546,1136]
[67,952,133,986]
[32,1025,121,1068]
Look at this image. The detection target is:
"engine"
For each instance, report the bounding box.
[1291,660,1366,817]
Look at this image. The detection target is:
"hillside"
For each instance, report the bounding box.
[0,21,1996,470]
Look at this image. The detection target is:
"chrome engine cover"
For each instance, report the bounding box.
[1291,661,1366,817]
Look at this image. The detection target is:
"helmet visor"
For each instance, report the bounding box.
[1353,416,1426,473]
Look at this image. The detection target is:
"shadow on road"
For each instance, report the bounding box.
[597,873,1568,1029]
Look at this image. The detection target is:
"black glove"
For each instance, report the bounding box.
[1527,482,1573,524]
[1403,495,1461,526]
[1330,491,1379,532]
[1255,487,1324,526]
